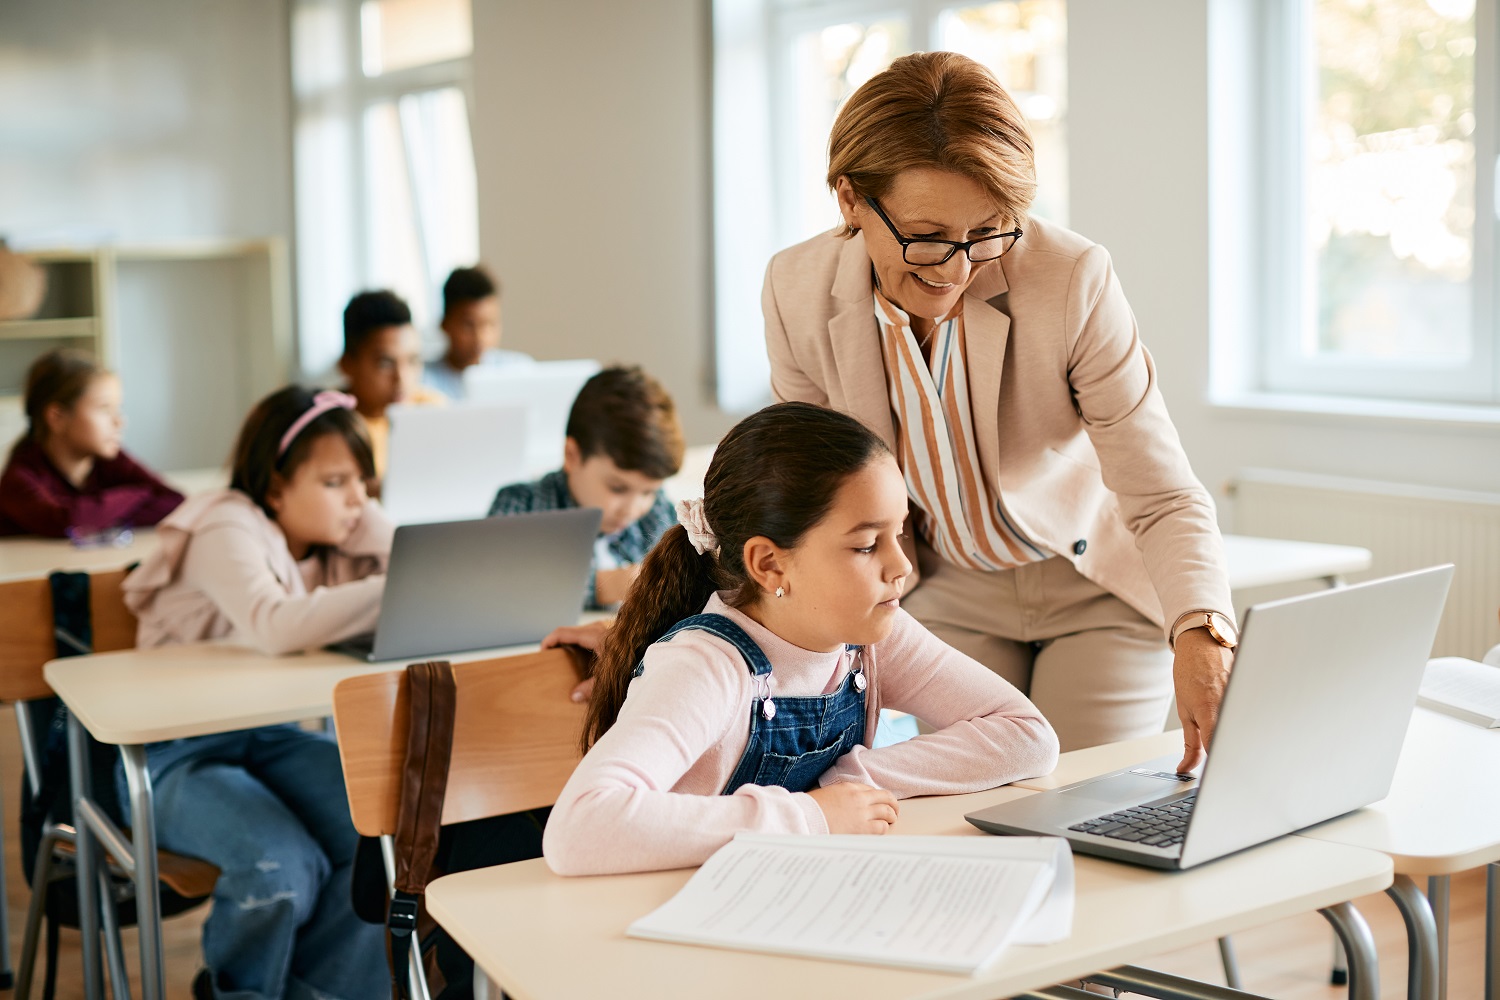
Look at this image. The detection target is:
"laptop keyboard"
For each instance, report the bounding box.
[1068,790,1197,848]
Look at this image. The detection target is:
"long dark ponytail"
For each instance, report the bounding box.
[582,401,890,749]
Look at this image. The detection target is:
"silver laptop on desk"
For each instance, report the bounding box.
[332,508,601,662]
[966,565,1454,870]
[382,403,529,525]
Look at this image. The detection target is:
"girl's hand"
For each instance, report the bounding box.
[541,619,613,654]
[807,782,899,834]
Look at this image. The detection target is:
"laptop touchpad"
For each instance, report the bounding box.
[1058,771,1195,811]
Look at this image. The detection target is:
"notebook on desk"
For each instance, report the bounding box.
[332,508,601,662]
[463,359,600,476]
[967,565,1454,870]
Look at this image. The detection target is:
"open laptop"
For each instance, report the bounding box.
[966,565,1454,870]
[332,508,601,662]
[382,403,528,525]
[463,359,601,476]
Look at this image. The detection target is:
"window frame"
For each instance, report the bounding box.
[291,0,476,375]
[1259,0,1500,406]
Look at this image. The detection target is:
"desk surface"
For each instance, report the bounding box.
[44,619,607,746]
[0,530,160,583]
[427,786,1390,1000]
[1297,707,1500,875]
[1221,534,1371,590]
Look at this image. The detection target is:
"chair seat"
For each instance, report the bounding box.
[53,832,220,899]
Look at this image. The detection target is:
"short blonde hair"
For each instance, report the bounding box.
[827,51,1036,233]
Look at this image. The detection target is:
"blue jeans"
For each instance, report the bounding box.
[119,724,387,1000]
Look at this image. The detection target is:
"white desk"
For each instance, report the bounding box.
[44,623,605,1000]
[426,785,1391,1000]
[0,530,160,583]
[1299,707,1500,1000]
[1013,722,1468,1000]
[1222,534,1372,591]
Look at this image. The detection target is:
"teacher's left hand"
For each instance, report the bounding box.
[1172,627,1234,774]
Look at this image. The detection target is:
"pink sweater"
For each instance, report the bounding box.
[544,594,1059,875]
[122,489,393,654]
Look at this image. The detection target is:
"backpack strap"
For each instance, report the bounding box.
[388,659,457,1000]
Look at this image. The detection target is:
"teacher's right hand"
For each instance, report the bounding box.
[807,782,899,835]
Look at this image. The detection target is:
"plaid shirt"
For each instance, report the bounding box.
[488,469,676,609]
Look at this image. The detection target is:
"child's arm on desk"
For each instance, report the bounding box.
[824,611,1060,796]
[543,632,894,876]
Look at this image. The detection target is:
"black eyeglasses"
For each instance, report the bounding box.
[864,197,1023,265]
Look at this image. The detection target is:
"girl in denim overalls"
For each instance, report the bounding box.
[544,402,1059,876]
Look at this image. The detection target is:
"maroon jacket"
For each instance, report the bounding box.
[0,438,185,538]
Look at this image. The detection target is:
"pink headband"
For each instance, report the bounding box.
[278,390,357,458]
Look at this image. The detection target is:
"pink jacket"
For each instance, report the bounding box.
[122,489,392,654]
[763,219,1232,630]
[543,594,1058,876]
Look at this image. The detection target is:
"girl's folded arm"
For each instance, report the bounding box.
[544,635,828,877]
[823,611,1060,796]
[183,523,385,655]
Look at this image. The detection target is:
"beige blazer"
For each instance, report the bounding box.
[761,217,1232,632]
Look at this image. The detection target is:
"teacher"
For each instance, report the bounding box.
[762,51,1235,770]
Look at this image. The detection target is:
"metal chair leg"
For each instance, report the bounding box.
[17,830,61,1000]
[97,866,132,1000]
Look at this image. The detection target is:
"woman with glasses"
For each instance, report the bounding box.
[762,51,1235,773]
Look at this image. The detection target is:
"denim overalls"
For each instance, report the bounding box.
[635,613,868,793]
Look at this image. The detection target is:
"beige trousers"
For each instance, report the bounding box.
[900,542,1173,752]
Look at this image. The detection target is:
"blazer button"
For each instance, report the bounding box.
[1073,539,1087,556]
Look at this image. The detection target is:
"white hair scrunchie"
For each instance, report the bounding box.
[676,498,720,557]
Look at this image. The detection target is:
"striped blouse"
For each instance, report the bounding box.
[875,289,1049,571]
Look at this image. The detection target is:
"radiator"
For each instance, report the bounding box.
[1230,467,1500,659]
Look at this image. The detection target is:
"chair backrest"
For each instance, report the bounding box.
[332,648,589,837]
[0,568,136,702]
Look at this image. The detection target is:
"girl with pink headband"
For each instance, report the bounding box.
[121,385,391,999]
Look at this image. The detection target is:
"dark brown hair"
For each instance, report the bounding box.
[342,289,412,358]
[827,51,1036,233]
[230,386,376,518]
[442,265,499,314]
[21,348,108,448]
[566,366,684,480]
[582,401,889,749]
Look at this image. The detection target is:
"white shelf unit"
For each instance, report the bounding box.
[0,240,292,470]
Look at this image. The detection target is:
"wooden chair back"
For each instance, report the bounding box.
[0,568,137,702]
[332,648,589,837]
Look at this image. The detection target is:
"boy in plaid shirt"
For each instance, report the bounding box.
[489,365,684,608]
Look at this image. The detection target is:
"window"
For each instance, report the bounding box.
[712,0,1067,411]
[1262,0,1498,404]
[291,0,478,376]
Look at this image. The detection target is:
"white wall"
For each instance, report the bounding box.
[470,0,737,446]
[0,0,294,467]
[1068,0,1500,511]
[0,0,292,246]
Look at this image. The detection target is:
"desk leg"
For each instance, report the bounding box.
[1321,902,1380,1000]
[66,713,104,1000]
[1388,875,1439,1000]
[1487,865,1499,1000]
[1429,875,1450,1000]
[121,744,164,1000]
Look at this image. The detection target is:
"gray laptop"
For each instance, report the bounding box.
[333,507,601,662]
[966,565,1454,870]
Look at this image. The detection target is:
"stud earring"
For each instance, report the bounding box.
[775,586,785,599]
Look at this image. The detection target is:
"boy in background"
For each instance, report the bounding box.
[338,290,444,484]
[423,265,531,400]
[489,365,682,609]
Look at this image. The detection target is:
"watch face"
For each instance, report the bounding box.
[1208,613,1238,648]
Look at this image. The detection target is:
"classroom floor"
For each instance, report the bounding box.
[0,705,1484,999]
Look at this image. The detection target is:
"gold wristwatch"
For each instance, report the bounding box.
[1169,611,1238,650]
